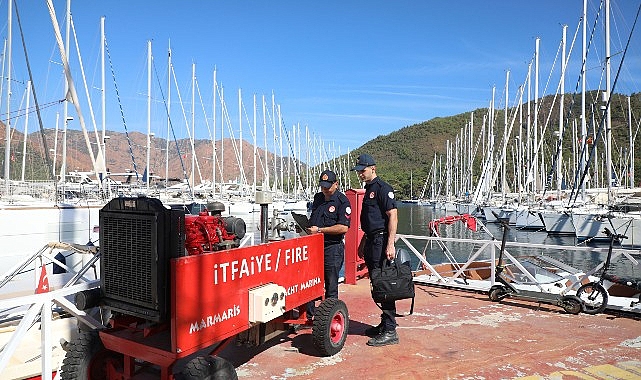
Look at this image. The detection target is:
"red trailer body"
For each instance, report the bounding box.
[61,197,348,379]
[171,234,324,353]
[96,234,329,378]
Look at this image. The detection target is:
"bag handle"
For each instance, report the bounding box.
[376,297,414,317]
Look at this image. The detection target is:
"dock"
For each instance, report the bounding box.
[222,279,641,379]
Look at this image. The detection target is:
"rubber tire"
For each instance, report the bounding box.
[177,356,237,380]
[576,282,608,315]
[559,295,582,315]
[60,330,123,379]
[488,285,508,301]
[312,298,349,356]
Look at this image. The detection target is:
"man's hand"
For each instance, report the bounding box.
[306,226,322,234]
[386,244,396,261]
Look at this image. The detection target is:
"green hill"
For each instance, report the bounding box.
[347,91,641,200]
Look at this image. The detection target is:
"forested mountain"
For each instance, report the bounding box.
[2,92,639,201]
[346,91,641,199]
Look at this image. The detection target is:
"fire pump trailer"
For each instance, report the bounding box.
[60,195,349,379]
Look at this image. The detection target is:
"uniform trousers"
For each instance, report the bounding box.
[307,242,344,317]
[364,233,397,331]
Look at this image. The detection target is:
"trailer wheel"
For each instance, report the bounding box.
[488,285,508,301]
[60,330,123,379]
[576,282,608,315]
[177,356,237,380]
[559,295,582,314]
[312,298,349,356]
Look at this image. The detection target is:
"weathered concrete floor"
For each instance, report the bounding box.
[221,279,641,380]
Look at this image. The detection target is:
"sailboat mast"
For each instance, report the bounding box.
[534,37,540,193]
[629,96,634,187]
[211,66,215,196]
[20,81,31,181]
[253,93,257,193]
[146,40,152,191]
[262,95,269,191]
[101,17,107,185]
[238,88,243,184]
[61,0,71,181]
[605,0,613,203]
[191,63,196,194]
[502,70,509,203]
[3,0,11,193]
[278,105,284,197]
[580,0,588,199]
[558,24,567,197]
[166,44,171,194]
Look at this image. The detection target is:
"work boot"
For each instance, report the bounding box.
[364,322,384,337]
[366,330,399,346]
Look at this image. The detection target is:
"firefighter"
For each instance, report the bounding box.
[352,153,399,347]
[305,169,351,320]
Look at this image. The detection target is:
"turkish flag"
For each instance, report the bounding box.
[35,265,50,294]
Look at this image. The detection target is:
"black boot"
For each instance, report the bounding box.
[364,321,385,337]
[366,330,399,346]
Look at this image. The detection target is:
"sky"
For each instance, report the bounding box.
[4,1,641,163]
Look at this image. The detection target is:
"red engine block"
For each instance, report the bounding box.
[184,212,239,255]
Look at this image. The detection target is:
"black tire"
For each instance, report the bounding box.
[312,298,349,356]
[488,285,508,301]
[576,282,608,315]
[60,330,123,379]
[559,295,582,315]
[177,356,237,380]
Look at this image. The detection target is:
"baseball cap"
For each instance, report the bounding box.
[351,154,376,171]
[319,170,337,188]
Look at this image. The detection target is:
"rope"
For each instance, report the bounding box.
[151,56,192,194]
[572,2,641,204]
[104,36,139,180]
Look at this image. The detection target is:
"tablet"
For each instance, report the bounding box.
[291,212,310,235]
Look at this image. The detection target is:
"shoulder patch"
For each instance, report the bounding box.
[388,191,395,199]
[345,206,352,215]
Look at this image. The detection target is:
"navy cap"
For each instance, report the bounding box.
[319,170,337,188]
[351,154,376,171]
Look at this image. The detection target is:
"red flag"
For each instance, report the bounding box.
[35,265,50,294]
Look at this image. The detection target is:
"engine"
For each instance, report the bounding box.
[184,201,246,254]
[92,197,246,323]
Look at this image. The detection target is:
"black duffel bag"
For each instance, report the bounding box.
[370,254,415,315]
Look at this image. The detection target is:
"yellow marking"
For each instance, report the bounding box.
[516,362,641,379]
[548,371,599,379]
[619,362,641,376]
[584,364,641,380]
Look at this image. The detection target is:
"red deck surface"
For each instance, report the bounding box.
[220,279,641,379]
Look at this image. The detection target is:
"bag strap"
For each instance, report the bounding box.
[376,297,414,317]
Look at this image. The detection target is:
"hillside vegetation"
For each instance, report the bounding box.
[2,92,639,201]
[347,91,641,199]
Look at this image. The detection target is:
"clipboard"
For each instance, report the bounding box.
[291,212,310,235]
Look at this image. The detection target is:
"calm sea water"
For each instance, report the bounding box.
[396,203,641,282]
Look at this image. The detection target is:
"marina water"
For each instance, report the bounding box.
[396,203,641,282]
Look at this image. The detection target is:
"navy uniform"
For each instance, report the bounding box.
[308,181,351,299]
[352,153,399,346]
[361,176,398,332]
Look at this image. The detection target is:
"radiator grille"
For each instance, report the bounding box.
[101,216,154,307]
[99,197,184,322]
